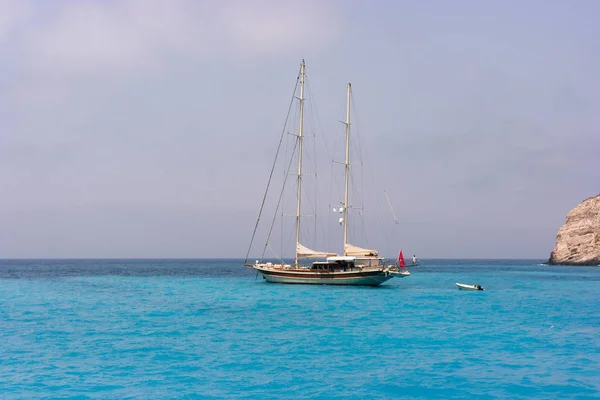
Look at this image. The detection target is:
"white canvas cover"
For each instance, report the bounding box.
[297,243,337,258]
[344,243,378,257]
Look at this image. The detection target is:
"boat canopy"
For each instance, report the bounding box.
[297,243,338,258]
[344,243,378,257]
[326,256,356,262]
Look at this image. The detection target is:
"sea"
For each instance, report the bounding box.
[1,258,599,399]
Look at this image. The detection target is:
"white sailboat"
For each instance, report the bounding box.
[244,61,408,286]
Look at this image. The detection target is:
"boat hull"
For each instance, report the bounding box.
[249,265,404,286]
[456,283,484,291]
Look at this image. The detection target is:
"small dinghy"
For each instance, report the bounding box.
[456,283,484,291]
[389,269,411,277]
[389,251,411,277]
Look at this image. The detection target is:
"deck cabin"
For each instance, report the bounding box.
[311,256,357,272]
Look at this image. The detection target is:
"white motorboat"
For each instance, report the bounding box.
[456,283,485,291]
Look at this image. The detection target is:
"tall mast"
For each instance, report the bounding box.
[295,60,306,267]
[343,83,351,254]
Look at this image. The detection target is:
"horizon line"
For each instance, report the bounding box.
[0,257,548,261]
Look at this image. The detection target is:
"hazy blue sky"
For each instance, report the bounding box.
[1,0,599,259]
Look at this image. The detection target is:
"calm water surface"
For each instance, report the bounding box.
[1,259,599,399]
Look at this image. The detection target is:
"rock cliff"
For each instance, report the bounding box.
[548,194,600,266]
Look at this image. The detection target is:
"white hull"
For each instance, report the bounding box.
[390,270,411,277]
[456,283,484,291]
[263,273,393,286]
[248,264,406,286]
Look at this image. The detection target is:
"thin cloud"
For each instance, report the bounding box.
[220,1,342,56]
[13,0,343,74]
[0,0,32,44]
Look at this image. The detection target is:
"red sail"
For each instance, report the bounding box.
[398,250,406,268]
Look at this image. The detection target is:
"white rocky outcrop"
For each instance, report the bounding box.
[548,194,600,266]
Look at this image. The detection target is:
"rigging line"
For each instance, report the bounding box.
[348,160,365,245]
[298,148,318,247]
[305,80,328,249]
[245,69,301,263]
[353,90,367,245]
[303,83,318,247]
[261,135,300,262]
[263,237,284,263]
[283,218,295,261]
[351,91,379,211]
[282,104,299,257]
[384,190,399,224]
[328,84,348,198]
[300,175,317,247]
[381,191,394,256]
[329,87,348,251]
[328,155,335,250]
[350,90,376,247]
[280,186,284,259]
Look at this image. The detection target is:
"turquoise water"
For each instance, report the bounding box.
[1,259,599,399]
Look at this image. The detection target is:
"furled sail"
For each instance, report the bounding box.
[297,243,337,258]
[344,243,379,257]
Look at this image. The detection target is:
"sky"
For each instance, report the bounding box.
[1,0,599,259]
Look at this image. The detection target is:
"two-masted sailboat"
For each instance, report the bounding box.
[244,61,409,286]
